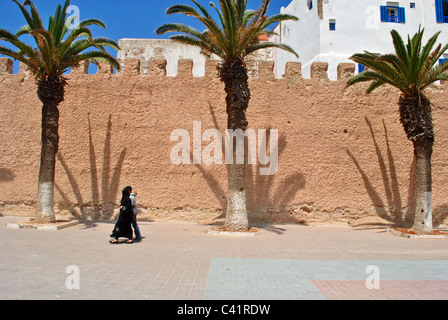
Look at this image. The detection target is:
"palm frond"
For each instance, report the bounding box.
[390,30,410,74]
[28,0,45,30]
[191,0,213,19]
[421,61,448,89]
[170,34,222,57]
[261,13,298,29]
[156,23,205,39]
[242,9,257,25]
[366,79,387,94]
[11,0,36,29]
[61,50,120,71]
[1,0,120,78]
[0,28,36,58]
[59,27,93,53]
[244,41,298,58]
[164,2,226,53]
[0,45,28,65]
[156,0,298,61]
[417,31,441,73]
[77,18,106,30]
[348,28,447,96]
[15,25,32,38]
[62,38,119,61]
[346,71,389,87]
[49,0,71,45]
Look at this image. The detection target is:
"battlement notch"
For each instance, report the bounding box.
[284,62,302,81]
[337,63,356,80]
[149,58,167,76]
[70,61,89,75]
[205,60,220,79]
[122,58,141,76]
[0,58,13,75]
[177,59,194,78]
[258,61,275,81]
[310,62,329,81]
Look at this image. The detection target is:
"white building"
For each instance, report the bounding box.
[271,0,448,80]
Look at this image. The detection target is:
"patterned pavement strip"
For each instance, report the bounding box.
[1,215,447,300]
[312,280,448,300]
[204,258,448,300]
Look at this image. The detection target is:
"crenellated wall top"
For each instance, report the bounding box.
[0,57,446,87]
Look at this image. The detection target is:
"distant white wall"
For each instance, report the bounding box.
[118,39,209,77]
[272,1,321,79]
[118,39,274,77]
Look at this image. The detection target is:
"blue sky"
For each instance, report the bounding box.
[0,0,293,72]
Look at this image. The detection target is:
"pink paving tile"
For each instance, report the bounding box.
[312,280,448,300]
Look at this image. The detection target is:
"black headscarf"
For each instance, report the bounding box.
[120,187,131,206]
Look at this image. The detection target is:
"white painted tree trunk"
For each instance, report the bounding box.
[225,162,249,231]
[411,142,433,234]
[36,182,55,223]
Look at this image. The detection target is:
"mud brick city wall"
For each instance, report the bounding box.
[0,57,447,224]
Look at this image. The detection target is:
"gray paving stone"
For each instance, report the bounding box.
[1,216,447,300]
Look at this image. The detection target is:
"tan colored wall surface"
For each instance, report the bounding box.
[0,57,447,225]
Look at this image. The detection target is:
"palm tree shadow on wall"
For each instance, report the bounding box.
[347,117,415,227]
[190,102,306,233]
[246,130,307,232]
[55,114,127,224]
[0,169,15,217]
[0,168,15,182]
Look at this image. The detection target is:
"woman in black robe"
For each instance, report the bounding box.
[109,187,134,244]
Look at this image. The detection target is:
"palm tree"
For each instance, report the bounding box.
[0,0,120,223]
[346,28,448,235]
[156,0,298,231]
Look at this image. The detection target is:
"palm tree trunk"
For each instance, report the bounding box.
[219,59,250,231]
[36,104,60,223]
[412,139,433,234]
[35,76,65,223]
[399,94,434,234]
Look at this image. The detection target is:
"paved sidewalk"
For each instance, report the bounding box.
[0,215,447,300]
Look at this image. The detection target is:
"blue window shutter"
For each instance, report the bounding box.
[358,64,365,73]
[380,6,388,22]
[436,0,444,23]
[398,7,406,23]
